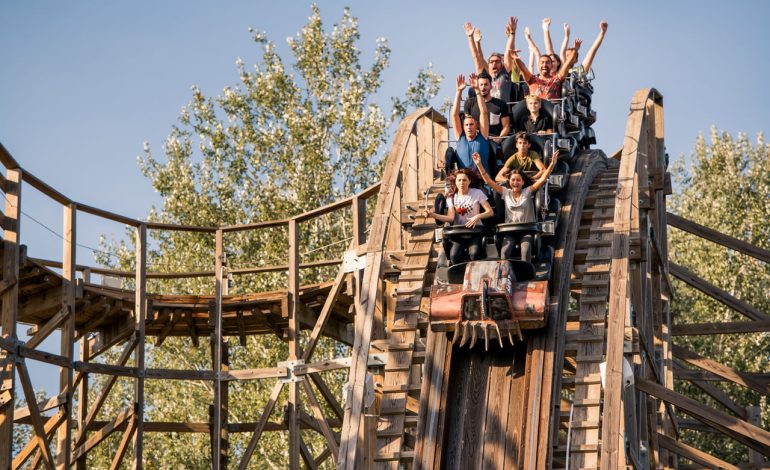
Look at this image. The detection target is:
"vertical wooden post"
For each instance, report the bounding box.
[352,195,367,249]
[287,219,301,470]
[57,202,77,469]
[213,229,224,468]
[0,167,21,468]
[76,335,89,470]
[132,223,147,470]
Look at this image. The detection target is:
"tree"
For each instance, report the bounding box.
[93,5,442,467]
[669,128,770,463]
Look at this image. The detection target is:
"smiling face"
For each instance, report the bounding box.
[538,56,553,76]
[508,172,525,191]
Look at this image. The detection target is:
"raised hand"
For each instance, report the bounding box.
[473,27,482,43]
[456,74,467,92]
[472,152,482,166]
[524,26,532,39]
[464,21,473,37]
[600,21,608,33]
[563,23,570,35]
[542,18,551,31]
[573,38,583,50]
[469,72,479,90]
[506,16,518,35]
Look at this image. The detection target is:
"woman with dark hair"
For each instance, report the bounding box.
[473,150,559,262]
[423,168,494,265]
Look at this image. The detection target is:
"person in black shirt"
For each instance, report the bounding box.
[464,70,511,139]
[521,94,553,134]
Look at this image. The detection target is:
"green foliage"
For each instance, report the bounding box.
[669,128,770,463]
[92,5,442,467]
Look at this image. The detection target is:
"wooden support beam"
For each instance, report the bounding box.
[71,408,133,461]
[0,167,21,468]
[17,360,55,469]
[76,337,89,470]
[672,343,770,396]
[637,378,770,455]
[302,255,351,362]
[11,410,65,470]
[657,433,740,470]
[672,320,770,336]
[673,361,747,420]
[670,263,770,322]
[132,223,147,469]
[238,381,284,470]
[667,212,770,263]
[57,202,77,469]
[302,378,339,464]
[287,218,301,470]
[75,337,136,448]
[213,228,225,469]
[109,417,136,470]
[309,373,344,421]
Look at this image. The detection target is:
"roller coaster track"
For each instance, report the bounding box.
[1,89,769,469]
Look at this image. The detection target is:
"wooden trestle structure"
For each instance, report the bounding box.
[0,89,768,469]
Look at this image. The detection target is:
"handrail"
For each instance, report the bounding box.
[1,139,384,280]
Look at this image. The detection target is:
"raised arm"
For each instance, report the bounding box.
[530,151,559,192]
[503,16,518,73]
[451,74,466,140]
[582,21,608,73]
[510,48,534,83]
[523,26,542,65]
[542,18,555,56]
[560,23,570,63]
[465,22,486,74]
[470,74,490,139]
[473,153,504,194]
[557,43,580,79]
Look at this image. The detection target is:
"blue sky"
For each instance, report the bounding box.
[1,1,769,392]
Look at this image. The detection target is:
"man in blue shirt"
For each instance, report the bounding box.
[444,73,497,180]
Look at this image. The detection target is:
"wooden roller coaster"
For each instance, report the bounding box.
[0,88,769,469]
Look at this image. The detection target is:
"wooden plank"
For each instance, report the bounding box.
[636,378,770,454]
[413,330,448,470]
[601,88,654,470]
[667,212,770,263]
[0,167,21,468]
[669,263,770,322]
